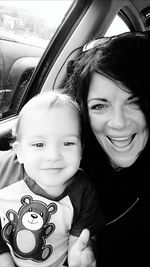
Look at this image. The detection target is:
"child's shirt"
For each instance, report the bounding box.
[0,169,102,267]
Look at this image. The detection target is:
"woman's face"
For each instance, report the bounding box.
[87,72,149,168]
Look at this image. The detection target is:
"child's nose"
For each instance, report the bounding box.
[44,144,61,161]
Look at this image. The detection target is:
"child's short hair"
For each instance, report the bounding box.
[12,90,81,141]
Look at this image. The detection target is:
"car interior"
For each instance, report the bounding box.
[0,0,150,152]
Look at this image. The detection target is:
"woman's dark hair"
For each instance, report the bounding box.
[65,31,150,127]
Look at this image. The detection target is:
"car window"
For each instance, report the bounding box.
[0,0,73,119]
[105,15,130,36]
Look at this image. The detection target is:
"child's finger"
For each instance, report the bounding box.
[75,229,90,252]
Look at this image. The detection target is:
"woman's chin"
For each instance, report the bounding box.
[110,155,137,168]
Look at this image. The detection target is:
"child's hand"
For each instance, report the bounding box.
[68,229,96,267]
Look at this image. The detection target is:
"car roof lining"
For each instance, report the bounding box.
[40,0,147,93]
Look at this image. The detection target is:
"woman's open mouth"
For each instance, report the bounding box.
[107,134,136,149]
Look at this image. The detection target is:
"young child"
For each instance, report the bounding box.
[0,91,101,267]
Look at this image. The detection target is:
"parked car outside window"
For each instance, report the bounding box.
[0,0,73,118]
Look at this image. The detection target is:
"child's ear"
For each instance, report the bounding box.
[12,141,23,164]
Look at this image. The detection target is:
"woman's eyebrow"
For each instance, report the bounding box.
[127,94,138,101]
[87,97,108,104]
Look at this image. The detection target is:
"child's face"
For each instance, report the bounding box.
[14,105,82,196]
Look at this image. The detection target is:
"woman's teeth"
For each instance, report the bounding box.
[108,135,135,148]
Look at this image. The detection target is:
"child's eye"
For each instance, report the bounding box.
[32,143,44,147]
[64,142,75,146]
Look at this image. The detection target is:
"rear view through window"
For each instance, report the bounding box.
[0,0,73,119]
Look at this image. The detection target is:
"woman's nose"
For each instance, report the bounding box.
[107,107,127,129]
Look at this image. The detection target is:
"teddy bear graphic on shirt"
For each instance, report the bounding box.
[2,195,57,262]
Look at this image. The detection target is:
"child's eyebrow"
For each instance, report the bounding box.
[28,134,80,139]
[62,134,81,139]
[28,135,44,138]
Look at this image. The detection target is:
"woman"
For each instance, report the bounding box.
[65,31,150,266]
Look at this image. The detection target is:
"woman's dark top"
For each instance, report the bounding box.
[81,134,150,267]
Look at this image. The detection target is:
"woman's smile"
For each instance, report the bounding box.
[107,134,136,149]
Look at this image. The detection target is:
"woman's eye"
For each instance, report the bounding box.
[127,98,140,108]
[89,103,107,110]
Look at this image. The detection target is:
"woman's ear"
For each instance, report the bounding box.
[12,141,23,164]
